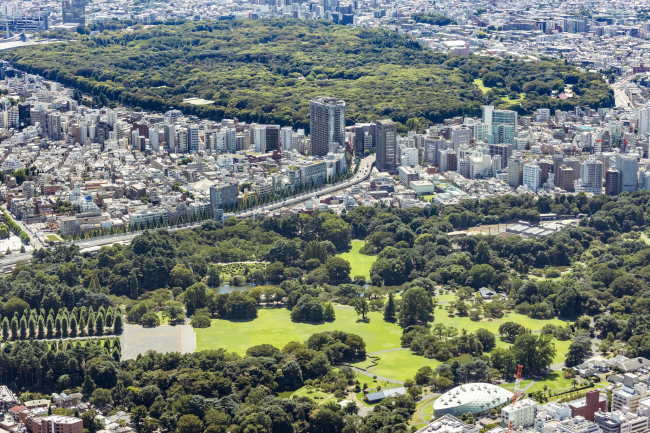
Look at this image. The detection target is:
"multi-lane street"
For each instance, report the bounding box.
[0,154,376,270]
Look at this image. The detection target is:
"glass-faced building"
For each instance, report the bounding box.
[433,383,514,418]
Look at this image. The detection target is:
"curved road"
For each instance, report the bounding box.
[0,154,376,270]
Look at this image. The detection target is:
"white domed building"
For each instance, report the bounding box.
[433,383,514,418]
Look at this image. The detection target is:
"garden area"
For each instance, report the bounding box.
[336,240,377,278]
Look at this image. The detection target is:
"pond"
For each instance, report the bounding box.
[212,283,275,294]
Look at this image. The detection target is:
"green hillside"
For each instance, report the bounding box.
[6,19,613,130]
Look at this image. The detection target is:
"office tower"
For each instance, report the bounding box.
[18,103,30,129]
[606,168,620,196]
[62,0,86,25]
[309,97,345,157]
[523,163,541,192]
[149,125,160,151]
[452,129,471,151]
[640,108,650,137]
[188,125,200,152]
[424,137,445,165]
[280,126,293,151]
[482,105,494,129]
[376,119,397,171]
[489,144,511,169]
[577,158,603,195]
[507,159,524,188]
[264,125,280,152]
[616,154,639,192]
[164,123,175,151]
[353,123,375,155]
[559,166,575,192]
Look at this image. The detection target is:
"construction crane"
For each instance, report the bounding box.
[507,365,524,433]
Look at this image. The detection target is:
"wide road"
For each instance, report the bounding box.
[0,154,376,269]
[237,154,375,218]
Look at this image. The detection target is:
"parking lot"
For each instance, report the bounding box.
[120,323,197,360]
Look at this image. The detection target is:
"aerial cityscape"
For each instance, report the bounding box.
[1,1,650,433]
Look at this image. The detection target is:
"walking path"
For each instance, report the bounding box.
[417,393,440,425]
[350,366,404,384]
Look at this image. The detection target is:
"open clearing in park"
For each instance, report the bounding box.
[195,305,572,379]
[336,240,376,278]
[354,349,442,382]
[195,308,403,354]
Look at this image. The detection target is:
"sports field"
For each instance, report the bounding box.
[336,240,376,278]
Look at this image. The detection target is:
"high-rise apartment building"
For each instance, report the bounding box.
[523,163,541,192]
[280,126,293,151]
[376,119,397,171]
[309,97,345,156]
[508,159,524,188]
[188,125,200,152]
[606,168,621,196]
[149,125,160,151]
[489,143,511,169]
[576,158,603,195]
[47,111,61,141]
[559,166,575,192]
[639,107,650,137]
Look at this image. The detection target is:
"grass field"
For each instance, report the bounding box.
[440,311,568,335]
[474,78,491,93]
[473,78,525,106]
[337,240,377,278]
[364,350,442,382]
[525,371,575,394]
[195,308,404,354]
[292,387,333,403]
[46,234,62,242]
[435,293,457,304]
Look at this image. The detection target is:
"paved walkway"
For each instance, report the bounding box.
[350,366,404,384]
[418,393,440,425]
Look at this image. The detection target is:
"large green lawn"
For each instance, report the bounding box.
[440,312,568,335]
[195,308,403,354]
[337,240,376,278]
[361,350,442,382]
[473,78,525,106]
